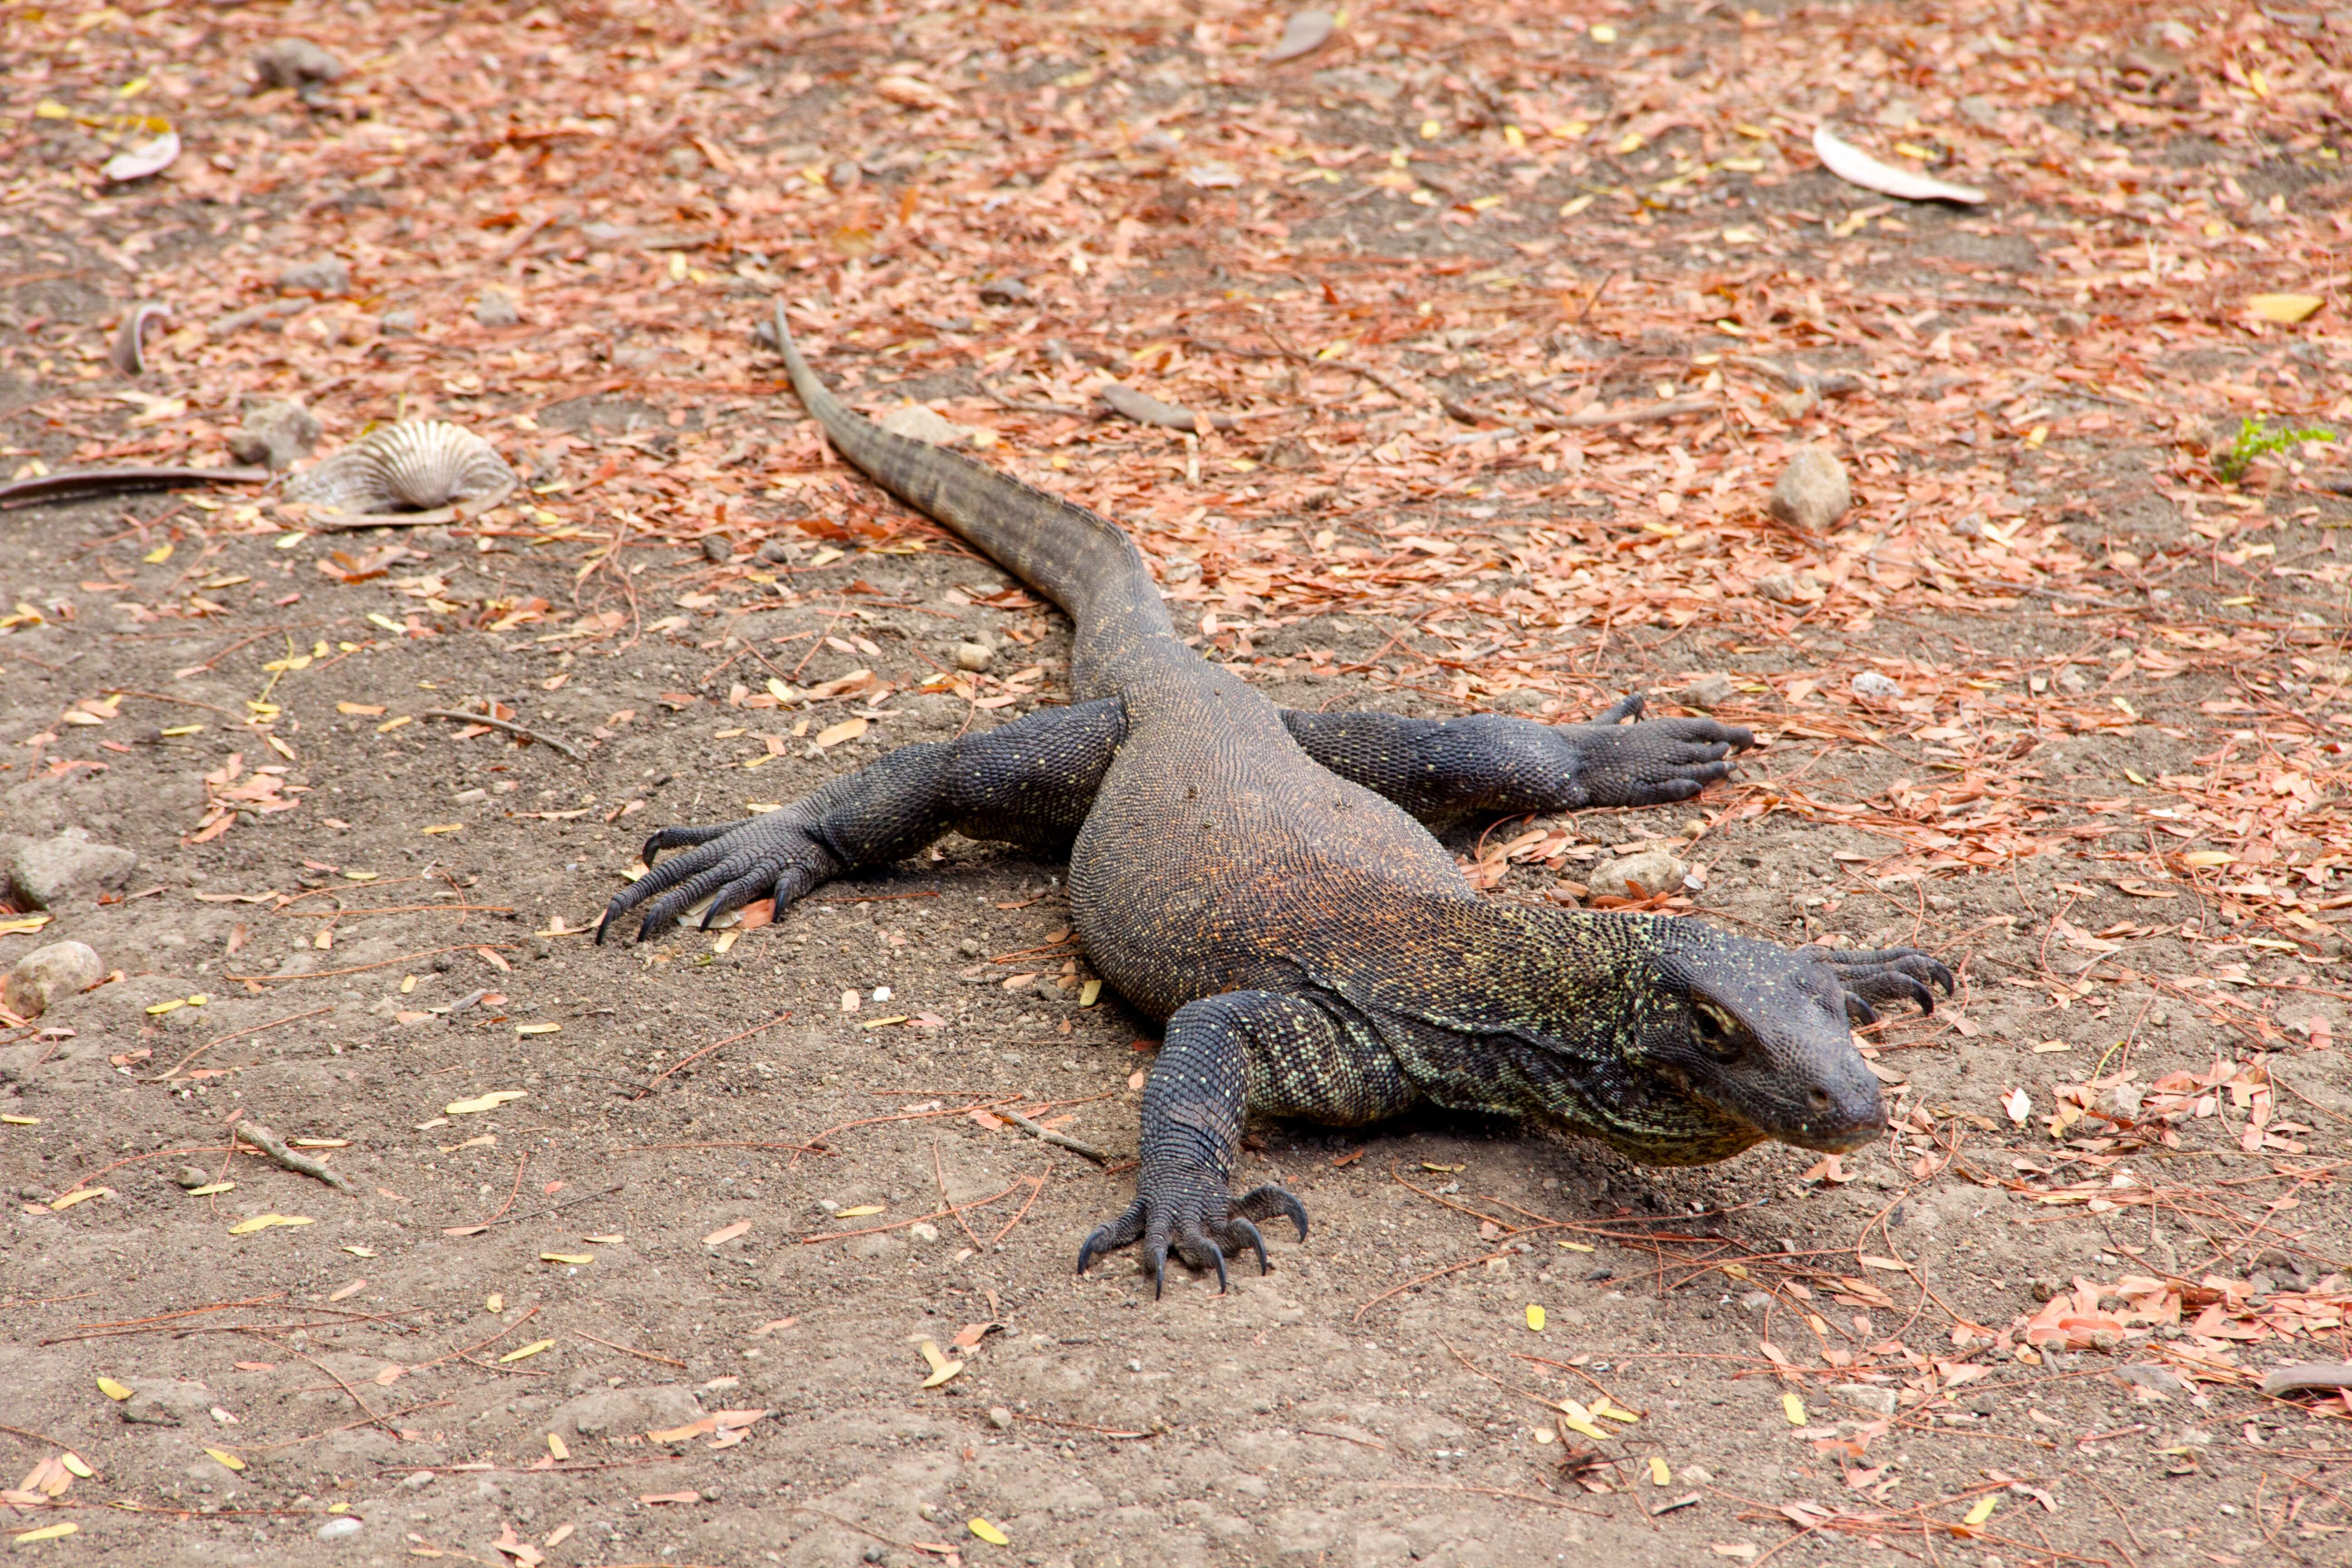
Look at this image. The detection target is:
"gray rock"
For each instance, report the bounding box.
[278,256,350,295]
[755,539,794,565]
[227,397,321,470]
[10,831,138,910]
[120,1379,212,1426]
[174,1166,212,1189]
[700,535,734,564]
[1754,568,1819,604]
[380,309,417,336]
[1680,672,1737,710]
[1588,848,1687,902]
[954,642,994,673]
[252,39,345,90]
[878,402,972,448]
[317,1516,363,1540]
[549,1384,701,1439]
[2116,1363,2191,1399]
[473,288,520,328]
[1768,445,1852,531]
[1832,1382,1898,1417]
[2057,665,2093,695]
[3,941,103,1017]
[978,276,1034,306]
[1851,671,1902,700]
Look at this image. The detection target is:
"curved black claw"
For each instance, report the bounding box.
[1817,946,1955,1019]
[1075,1178,1307,1297]
[594,811,844,944]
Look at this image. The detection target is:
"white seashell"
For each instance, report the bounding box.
[289,421,517,514]
[1812,125,1985,205]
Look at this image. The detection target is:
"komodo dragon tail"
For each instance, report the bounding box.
[770,302,1171,637]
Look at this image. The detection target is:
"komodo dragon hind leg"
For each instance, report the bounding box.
[1278,691,1754,827]
[597,695,1127,942]
[1079,991,1411,1295]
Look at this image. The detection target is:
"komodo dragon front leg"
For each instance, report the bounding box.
[1280,693,1751,828]
[598,696,1127,941]
[1076,990,1414,1294]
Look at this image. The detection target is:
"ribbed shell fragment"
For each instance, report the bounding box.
[288,421,517,516]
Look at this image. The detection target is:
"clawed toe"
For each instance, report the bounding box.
[1821,946,1955,1019]
[1076,1183,1307,1296]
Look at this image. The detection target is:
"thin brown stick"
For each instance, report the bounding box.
[226,943,517,983]
[407,1305,542,1373]
[1352,1248,1515,1321]
[417,707,582,759]
[801,1181,1023,1244]
[999,1106,1110,1163]
[141,1006,333,1081]
[0,1421,81,1452]
[240,1399,454,1454]
[985,1171,1050,1248]
[575,1330,687,1368]
[234,1120,358,1195]
[935,1137,984,1251]
[442,1154,527,1235]
[441,1181,622,1237]
[636,1009,792,1098]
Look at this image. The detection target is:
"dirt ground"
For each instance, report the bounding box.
[5,2,2351,1566]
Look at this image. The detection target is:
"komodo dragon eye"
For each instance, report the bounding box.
[1691,1000,1745,1063]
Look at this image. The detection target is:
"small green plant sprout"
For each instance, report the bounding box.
[2213,416,2336,484]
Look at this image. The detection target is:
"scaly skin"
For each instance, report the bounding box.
[599,304,1954,1296]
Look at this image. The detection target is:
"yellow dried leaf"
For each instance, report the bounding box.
[499,1339,555,1363]
[49,1187,110,1210]
[446,1090,526,1114]
[204,1448,244,1472]
[1648,1455,1672,1486]
[58,1455,93,1479]
[834,1205,884,1218]
[227,1214,313,1235]
[1558,1399,1609,1441]
[968,1518,1009,1546]
[184,1182,235,1197]
[546,1432,569,1460]
[2247,293,2322,324]
[1963,1495,1997,1526]
[1782,1392,1808,1426]
[336,701,387,716]
[515,1023,559,1036]
[420,823,465,835]
[540,1253,594,1265]
[12,1524,76,1544]
[814,715,868,749]
[96,1378,133,1401]
[0,1114,39,1125]
[1525,1304,1546,1332]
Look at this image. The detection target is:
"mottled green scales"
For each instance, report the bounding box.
[600,304,1951,1294]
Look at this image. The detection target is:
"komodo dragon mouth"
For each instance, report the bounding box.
[595,303,1957,1298]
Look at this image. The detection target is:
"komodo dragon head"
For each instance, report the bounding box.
[1610,937,1886,1164]
[1464,921,1891,1167]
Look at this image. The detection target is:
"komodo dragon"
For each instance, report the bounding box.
[599,305,1953,1294]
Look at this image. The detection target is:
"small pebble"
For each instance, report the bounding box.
[380,309,417,336]
[252,38,345,91]
[174,1166,212,1189]
[278,256,350,296]
[473,288,520,328]
[954,642,994,673]
[1588,848,1687,902]
[701,535,734,564]
[317,1515,363,1540]
[978,276,1034,306]
[755,539,794,565]
[1680,672,1736,710]
[1768,444,1852,531]
[988,1406,1014,1430]
[1851,671,1902,700]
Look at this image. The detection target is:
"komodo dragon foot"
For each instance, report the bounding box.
[1813,946,1956,1024]
[1077,1178,1308,1298]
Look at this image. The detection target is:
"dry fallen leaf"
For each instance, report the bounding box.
[226,1214,314,1235]
[701,1220,752,1246]
[1812,125,1985,203]
[2246,293,2323,324]
[446,1090,526,1115]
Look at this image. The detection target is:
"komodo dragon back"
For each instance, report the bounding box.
[770,303,1169,641]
